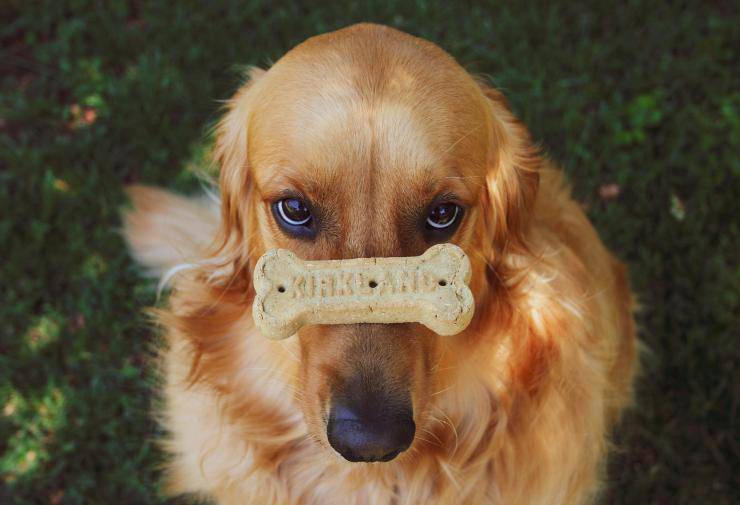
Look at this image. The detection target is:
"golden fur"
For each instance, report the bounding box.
[123,24,637,504]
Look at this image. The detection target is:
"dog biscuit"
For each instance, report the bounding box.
[252,244,474,340]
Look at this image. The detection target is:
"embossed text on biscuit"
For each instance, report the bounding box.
[252,244,474,340]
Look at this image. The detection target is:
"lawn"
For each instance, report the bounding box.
[1,1,737,503]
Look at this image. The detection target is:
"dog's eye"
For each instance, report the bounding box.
[277,198,311,225]
[426,203,460,229]
[423,201,463,242]
[273,198,316,239]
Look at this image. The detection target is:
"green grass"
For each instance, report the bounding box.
[1,1,737,503]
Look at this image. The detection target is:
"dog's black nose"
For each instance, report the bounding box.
[327,403,415,462]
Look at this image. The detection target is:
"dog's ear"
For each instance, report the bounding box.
[211,67,266,278]
[478,82,541,257]
[215,66,266,239]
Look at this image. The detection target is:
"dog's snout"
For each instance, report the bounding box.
[327,401,415,463]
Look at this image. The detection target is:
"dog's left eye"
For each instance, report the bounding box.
[273,198,315,239]
[426,203,460,229]
[423,202,463,241]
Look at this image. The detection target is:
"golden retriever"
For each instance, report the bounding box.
[123,23,637,504]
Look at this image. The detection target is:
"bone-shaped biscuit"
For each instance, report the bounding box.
[252,244,474,340]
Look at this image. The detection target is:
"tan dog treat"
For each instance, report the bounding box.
[252,244,474,340]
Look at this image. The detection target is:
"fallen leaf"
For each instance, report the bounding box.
[83,108,97,125]
[53,178,70,192]
[670,193,686,221]
[50,490,65,505]
[70,313,86,331]
[68,103,98,129]
[599,183,620,201]
[3,401,16,416]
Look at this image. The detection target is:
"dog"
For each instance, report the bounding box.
[123,23,637,504]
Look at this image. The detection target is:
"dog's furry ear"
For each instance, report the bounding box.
[479,83,541,256]
[211,66,266,275]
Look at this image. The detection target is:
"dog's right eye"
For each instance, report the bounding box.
[277,198,311,225]
[273,198,316,239]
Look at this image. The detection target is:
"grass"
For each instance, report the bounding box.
[1,1,737,503]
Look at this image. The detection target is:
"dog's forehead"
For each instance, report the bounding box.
[259,102,432,175]
[250,78,487,199]
[249,25,489,202]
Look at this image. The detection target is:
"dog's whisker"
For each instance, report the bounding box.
[439,460,463,491]
[431,385,455,397]
[278,340,301,363]
[442,175,485,180]
[418,427,443,447]
[431,365,457,373]
[439,125,481,157]
[413,435,437,447]
[431,406,459,456]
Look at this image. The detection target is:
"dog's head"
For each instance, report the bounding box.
[211,24,539,463]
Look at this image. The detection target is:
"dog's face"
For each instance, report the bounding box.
[214,25,538,463]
